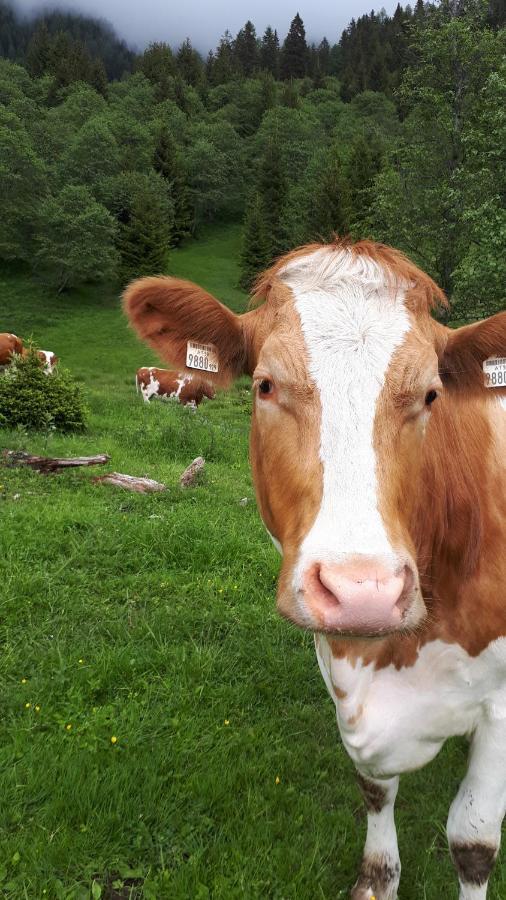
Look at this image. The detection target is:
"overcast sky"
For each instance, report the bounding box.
[13,0,398,54]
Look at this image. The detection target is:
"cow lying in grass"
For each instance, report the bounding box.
[135,366,215,407]
[124,241,506,900]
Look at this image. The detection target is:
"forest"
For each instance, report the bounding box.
[0,0,505,318]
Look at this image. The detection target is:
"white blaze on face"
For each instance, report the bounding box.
[279,249,411,586]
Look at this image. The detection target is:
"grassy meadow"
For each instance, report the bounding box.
[0,225,503,900]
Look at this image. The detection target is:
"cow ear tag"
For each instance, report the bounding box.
[483,356,506,388]
[186,340,219,374]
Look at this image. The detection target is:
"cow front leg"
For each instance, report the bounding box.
[351,772,401,900]
[447,720,506,900]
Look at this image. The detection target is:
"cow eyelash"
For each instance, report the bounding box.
[425,389,439,406]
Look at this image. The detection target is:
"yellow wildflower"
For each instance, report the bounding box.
[111,735,118,744]
[21,678,27,684]
[78,659,84,664]
[25,702,31,709]
[35,705,40,713]
[66,724,72,731]
[275,776,280,785]
[224,719,230,726]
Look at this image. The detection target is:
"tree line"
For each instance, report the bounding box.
[0,0,504,317]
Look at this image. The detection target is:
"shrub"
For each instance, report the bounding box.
[0,349,88,432]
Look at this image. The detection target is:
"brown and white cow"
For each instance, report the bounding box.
[0,332,23,365]
[124,243,506,900]
[37,349,58,373]
[135,366,215,407]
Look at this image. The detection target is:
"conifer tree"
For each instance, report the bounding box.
[240,192,271,289]
[234,21,259,76]
[176,38,204,87]
[281,13,307,79]
[153,123,192,245]
[306,145,350,240]
[136,42,176,102]
[25,21,52,77]
[257,140,286,256]
[211,31,237,84]
[260,26,280,77]
[117,190,172,284]
[347,134,383,231]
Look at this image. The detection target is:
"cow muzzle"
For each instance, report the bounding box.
[298,557,420,636]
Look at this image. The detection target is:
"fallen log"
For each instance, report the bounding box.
[179,456,205,488]
[93,472,166,493]
[2,450,110,474]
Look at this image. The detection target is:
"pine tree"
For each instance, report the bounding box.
[234,21,259,76]
[211,31,237,84]
[347,134,383,232]
[153,123,192,245]
[318,37,331,75]
[240,193,271,289]
[281,13,307,79]
[26,21,52,77]
[117,191,172,284]
[257,141,286,256]
[176,38,204,87]
[260,26,280,77]
[306,145,350,240]
[136,42,176,102]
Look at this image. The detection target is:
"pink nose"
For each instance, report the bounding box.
[302,560,412,634]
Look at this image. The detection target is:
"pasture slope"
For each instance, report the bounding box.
[0,226,503,899]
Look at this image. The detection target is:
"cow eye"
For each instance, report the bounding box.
[258,378,274,396]
[425,389,438,406]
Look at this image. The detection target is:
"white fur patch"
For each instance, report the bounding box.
[316,634,506,778]
[280,248,411,587]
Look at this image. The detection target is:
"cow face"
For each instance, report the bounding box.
[124,244,505,639]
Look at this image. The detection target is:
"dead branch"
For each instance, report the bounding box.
[179,456,205,488]
[93,472,166,493]
[2,450,110,474]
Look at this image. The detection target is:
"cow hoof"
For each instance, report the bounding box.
[350,856,400,900]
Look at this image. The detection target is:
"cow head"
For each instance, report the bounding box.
[124,242,506,639]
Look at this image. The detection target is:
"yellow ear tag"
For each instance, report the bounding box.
[186,340,219,374]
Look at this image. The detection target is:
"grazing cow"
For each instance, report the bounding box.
[37,350,58,373]
[0,333,23,365]
[124,244,506,900]
[135,366,215,407]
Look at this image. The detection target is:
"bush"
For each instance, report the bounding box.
[0,349,88,432]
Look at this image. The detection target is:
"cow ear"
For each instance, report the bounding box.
[123,276,252,386]
[439,311,506,397]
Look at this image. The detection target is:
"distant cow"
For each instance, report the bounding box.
[135,367,215,407]
[0,333,23,365]
[37,350,58,373]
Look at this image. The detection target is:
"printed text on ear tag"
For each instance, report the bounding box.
[186,340,219,374]
[483,357,506,388]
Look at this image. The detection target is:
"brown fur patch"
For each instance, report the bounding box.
[450,841,497,885]
[441,312,506,399]
[0,332,23,365]
[252,237,447,317]
[352,854,400,897]
[356,774,387,814]
[124,277,249,387]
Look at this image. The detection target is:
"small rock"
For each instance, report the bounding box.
[238,497,249,506]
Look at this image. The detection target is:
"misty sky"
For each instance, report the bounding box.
[13,0,399,53]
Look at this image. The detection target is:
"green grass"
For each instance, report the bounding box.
[0,226,503,899]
